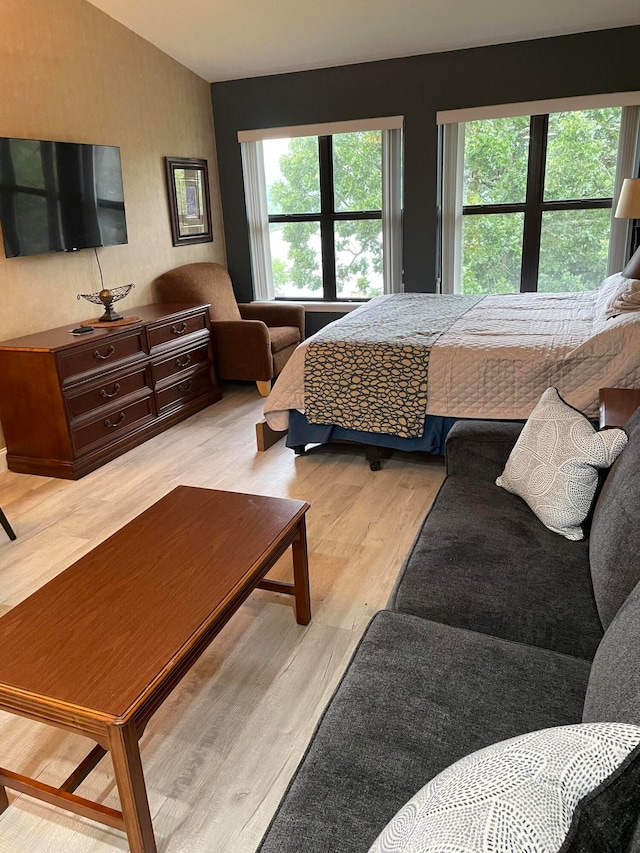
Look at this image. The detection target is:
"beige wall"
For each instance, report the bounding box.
[0,0,226,451]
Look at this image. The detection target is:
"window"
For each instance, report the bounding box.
[239,118,403,301]
[441,103,640,294]
[266,133,383,300]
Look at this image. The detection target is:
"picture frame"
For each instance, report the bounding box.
[165,156,213,246]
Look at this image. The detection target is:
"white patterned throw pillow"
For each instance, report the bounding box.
[369,723,640,853]
[496,387,627,540]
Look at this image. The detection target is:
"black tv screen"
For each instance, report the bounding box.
[0,137,127,258]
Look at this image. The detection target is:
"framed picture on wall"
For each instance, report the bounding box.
[165,156,213,246]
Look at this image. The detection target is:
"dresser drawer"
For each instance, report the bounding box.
[152,342,211,384]
[156,369,213,413]
[58,330,145,384]
[147,311,208,351]
[71,396,154,454]
[65,366,151,420]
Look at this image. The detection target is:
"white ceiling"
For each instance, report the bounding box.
[87,0,640,83]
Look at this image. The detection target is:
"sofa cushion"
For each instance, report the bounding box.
[257,611,591,853]
[583,578,640,728]
[268,325,301,353]
[589,406,640,629]
[389,475,602,659]
[369,723,640,853]
[495,387,627,541]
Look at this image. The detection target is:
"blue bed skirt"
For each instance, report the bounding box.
[286,410,460,456]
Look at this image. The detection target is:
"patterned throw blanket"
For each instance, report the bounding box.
[304,294,483,438]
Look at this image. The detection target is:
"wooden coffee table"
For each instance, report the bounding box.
[0,486,311,852]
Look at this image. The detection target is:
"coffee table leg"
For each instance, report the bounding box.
[0,783,8,814]
[108,722,157,853]
[292,516,311,625]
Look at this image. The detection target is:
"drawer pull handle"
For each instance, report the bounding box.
[93,345,115,361]
[178,380,193,393]
[175,354,191,368]
[104,412,126,429]
[171,322,188,335]
[99,382,121,399]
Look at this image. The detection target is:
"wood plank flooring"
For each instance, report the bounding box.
[0,386,444,853]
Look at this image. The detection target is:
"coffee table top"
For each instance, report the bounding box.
[0,487,309,721]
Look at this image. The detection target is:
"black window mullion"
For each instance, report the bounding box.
[540,198,612,212]
[333,210,382,220]
[269,212,382,224]
[520,114,548,292]
[318,136,337,300]
[463,203,527,216]
[268,213,322,224]
[463,199,611,218]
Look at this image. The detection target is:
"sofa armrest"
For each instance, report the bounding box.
[239,302,305,339]
[210,319,273,380]
[445,420,524,482]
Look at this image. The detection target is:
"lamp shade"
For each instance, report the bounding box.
[615,178,640,219]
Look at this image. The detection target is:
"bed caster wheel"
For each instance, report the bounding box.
[369,460,382,472]
[293,445,307,455]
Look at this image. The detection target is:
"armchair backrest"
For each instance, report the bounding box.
[155,263,242,322]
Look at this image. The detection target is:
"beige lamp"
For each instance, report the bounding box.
[615,178,640,256]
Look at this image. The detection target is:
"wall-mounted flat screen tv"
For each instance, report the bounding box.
[0,137,127,258]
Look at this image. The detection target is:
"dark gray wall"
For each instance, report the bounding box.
[211,27,640,303]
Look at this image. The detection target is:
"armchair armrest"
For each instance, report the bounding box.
[239,302,305,339]
[210,319,273,381]
[445,420,524,482]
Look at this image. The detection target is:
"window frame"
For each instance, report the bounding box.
[461,113,615,293]
[239,118,403,303]
[440,103,640,295]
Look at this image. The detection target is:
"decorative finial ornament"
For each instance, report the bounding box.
[77,283,135,322]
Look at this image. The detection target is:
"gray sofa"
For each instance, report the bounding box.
[258,407,640,853]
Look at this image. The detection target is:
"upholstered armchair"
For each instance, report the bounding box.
[155,263,304,395]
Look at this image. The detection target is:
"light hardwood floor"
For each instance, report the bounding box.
[0,386,444,853]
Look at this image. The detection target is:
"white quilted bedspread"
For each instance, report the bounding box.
[264,291,640,431]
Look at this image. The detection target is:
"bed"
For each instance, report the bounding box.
[263,285,640,463]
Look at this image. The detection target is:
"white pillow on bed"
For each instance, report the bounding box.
[594,272,640,320]
[606,279,640,317]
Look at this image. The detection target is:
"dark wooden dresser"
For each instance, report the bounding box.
[0,303,221,479]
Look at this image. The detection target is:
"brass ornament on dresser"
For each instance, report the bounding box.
[77,283,136,323]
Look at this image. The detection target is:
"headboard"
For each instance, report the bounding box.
[622,246,640,280]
